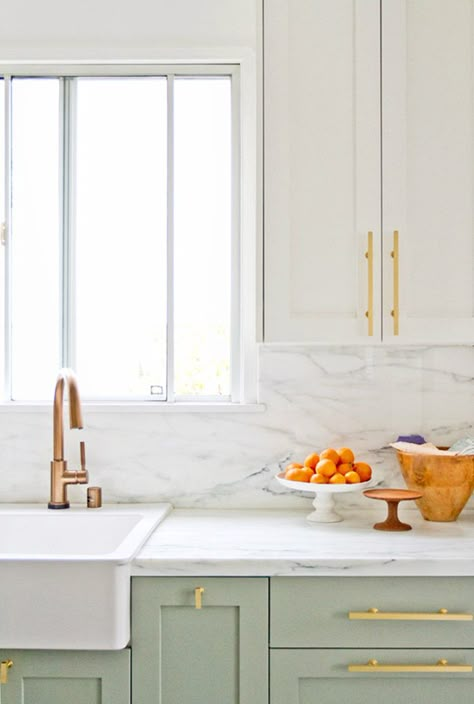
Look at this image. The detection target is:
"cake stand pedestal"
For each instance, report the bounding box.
[363,488,423,531]
[307,492,342,523]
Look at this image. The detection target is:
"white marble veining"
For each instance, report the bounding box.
[133,508,474,577]
[0,345,472,508]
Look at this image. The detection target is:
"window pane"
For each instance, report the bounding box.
[10,78,61,400]
[74,78,168,399]
[174,77,232,397]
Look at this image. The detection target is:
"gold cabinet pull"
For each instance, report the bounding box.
[390,229,399,334]
[0,660,13,684]
[348,659,472,673]
[349,607,473,621]
[364,231,374,336]
[194,586,204,609]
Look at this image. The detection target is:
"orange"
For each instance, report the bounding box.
[319,448,340,465]
[315,458,338,478]
[285,467,312,482]
[310,472,327,484]
[345,470,361,484]
[329,472,345,484]
[304,452,320,470]
[337,447,355,464]
[285,462,303,471]
[353,462,372,482]
[338,462,353,476]
[301,466,315,480]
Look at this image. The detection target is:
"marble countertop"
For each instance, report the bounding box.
[132,507,474,577]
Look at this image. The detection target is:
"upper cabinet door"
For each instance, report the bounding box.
[382,0,474,343]
[264,0,381,342]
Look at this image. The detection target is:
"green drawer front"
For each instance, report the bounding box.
[270,577,474,648]
[271,648,474,704]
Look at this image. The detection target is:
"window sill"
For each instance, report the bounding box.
[0,401,266,414]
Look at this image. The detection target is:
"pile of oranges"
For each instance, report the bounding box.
[283,447,372,485]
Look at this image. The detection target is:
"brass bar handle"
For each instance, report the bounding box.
[365,231,374,336]
[194,586,204,609]
[80,440,86,471]
[0,660,13,684]
[390,229,399,335]
[349,607,473,621]
[349,659,472,673]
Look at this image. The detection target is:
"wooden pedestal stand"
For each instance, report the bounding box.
[363,489,423,531]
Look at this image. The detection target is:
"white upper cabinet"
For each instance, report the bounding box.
[382,0,474,343]
[264,0,381,342]
[264,0,474,344]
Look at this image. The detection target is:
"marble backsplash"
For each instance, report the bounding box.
[0,345,472,510]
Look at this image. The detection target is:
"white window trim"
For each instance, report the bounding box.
[0,400,265,413]
[0,52,259,408]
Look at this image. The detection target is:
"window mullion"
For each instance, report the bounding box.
[60,77,77,370]
[166,74,175,402]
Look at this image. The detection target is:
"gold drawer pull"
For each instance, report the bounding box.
[0,660,13,684]
[365,231,374,336]
[349,659,472,673]
[194,586,204,609]
[349,608,473,621]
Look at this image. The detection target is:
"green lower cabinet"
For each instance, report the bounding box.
[271,649,474,704]
[0,649,130,704]
[132,577,268,704]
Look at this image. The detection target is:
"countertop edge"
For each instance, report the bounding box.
[131,507,474,577]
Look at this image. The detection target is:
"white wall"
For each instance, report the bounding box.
[0,0,258,55]
[0,2,472,512]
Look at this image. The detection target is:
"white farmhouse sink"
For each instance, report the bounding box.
[0,504,170,649]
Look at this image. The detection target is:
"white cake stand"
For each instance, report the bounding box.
[275,472,377,523]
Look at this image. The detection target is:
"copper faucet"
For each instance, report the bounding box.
[48,368,88,509]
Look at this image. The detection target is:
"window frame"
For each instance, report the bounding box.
[0,63,256,406]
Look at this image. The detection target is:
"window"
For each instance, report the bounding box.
[0,66,241,403]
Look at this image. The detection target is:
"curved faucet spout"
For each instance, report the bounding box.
[53,368,84,461]
[49,368,88,509]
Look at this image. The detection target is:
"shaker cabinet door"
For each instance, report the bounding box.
[382,0,474,343]
[132,577,268,704]
[264,0,474,344]
[0,650,130,704]
[264,0,381,343]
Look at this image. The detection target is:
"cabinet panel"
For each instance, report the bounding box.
[271,649,474,704]
[22,678,100,704]
[132,577,268,704]
[382,0,474,342]
[0,650,129,704]
[264,0,381,342]
[271,577,474,648]
[264,0,474,344]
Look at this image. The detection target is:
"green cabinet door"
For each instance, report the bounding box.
[132,577,268,704]
[0,649,129,704]
[271,648,474,704]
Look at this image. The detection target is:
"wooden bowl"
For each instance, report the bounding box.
[396,449,474,522]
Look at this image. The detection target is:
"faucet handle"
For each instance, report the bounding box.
[80,440,86,471]
[75,440,88,484]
